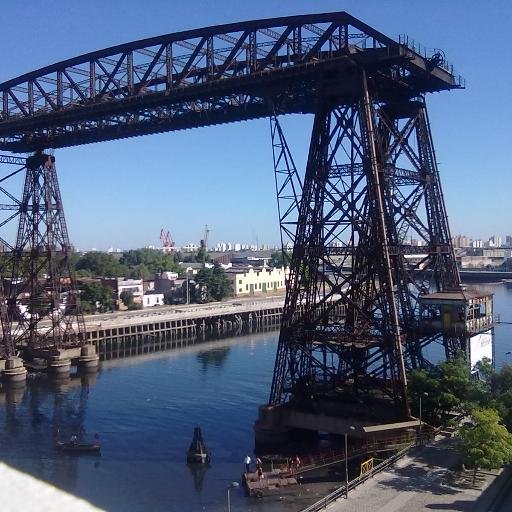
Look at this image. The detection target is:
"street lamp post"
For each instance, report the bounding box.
[419,392,428,444]
[227,481,239,512]
[345,425,355,499]
[186,270,190,305]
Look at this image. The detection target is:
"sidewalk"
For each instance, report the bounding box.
[327,437,504,512]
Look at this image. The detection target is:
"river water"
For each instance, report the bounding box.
[0,282,511,511]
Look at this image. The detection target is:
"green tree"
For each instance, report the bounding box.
[458,407,512,484]
[80,282,114,313]
[408,369,442,424]
[489,364,512,431]
[408,354,490,426]
[491,364,512,395]
[195,247,210,264]
[75,252,128,277]
[495,390,512,432]
[194,266,231,302]
[120,290,134,308]
[270,250,291,268]
[120,248,181,276]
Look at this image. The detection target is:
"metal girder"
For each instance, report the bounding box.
[269,71,461,419]
[0,12,460,152]
[7,153,85,349]
[0,154,25,166]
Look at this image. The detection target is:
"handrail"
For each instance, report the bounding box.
[298,443,413,512]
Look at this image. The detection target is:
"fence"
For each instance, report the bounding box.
[299,444,413,512]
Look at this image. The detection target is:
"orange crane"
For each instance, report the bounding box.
[160,229,175,252]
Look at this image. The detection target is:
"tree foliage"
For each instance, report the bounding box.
[120,248,181,278]
[458,407,512,482]
[270,250,291,268]
[408,354,488,426]
[194,266,231,302]
[195,247,210,264]
[75,252,128,278]
[80,282,114,313]
[74,249,181,279]
[120,290,134,308]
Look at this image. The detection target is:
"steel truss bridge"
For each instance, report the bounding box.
[0,12,459,152]
[0,12,480,427]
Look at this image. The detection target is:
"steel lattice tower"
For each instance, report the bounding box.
[8,152,85,349]
[269,70,461,419]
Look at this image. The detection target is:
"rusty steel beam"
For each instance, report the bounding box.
[0,12,460,152]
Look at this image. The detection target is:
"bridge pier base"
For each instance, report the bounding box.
[254,405,291,447]
[0,356,27,383]
[77,345,99,371]
[47,356,71,377]
[255,401,423,451]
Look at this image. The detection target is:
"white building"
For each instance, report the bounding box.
[143,292,165,308]
[102,277,144,308]
[227,266,288,297]
[489,235,502,248]
[182,242,199,252]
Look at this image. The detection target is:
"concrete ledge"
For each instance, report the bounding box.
[0,462,104,512]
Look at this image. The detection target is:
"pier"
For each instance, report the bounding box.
[84,296,287,347]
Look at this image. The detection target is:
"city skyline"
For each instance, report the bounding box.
[1,1,511,249]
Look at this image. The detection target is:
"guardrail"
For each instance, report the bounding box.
[299,443,413,512]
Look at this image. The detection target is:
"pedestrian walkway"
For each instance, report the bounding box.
[327,437,503,512]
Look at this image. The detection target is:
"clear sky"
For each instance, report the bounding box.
[0,0,510,250]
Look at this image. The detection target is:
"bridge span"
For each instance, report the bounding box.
[0,12,485,453]
[0,11,458,152]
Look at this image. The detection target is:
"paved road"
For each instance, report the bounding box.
[493,467,512,511]
[327,437,501,512]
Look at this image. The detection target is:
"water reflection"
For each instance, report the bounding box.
[196,347,231,372]
[187,462,210,492]
[0,372,98,491]
[0,331,284,511]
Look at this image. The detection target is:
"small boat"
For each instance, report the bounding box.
[187,426,210,464]
[56,440,101,454]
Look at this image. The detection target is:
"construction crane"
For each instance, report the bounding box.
[200,225,210,252]
[160,229,175,252]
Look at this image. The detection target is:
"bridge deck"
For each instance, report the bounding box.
[0,12,460,152]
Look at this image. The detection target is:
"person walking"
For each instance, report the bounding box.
[244,455,251,474]
[256,457,263,479]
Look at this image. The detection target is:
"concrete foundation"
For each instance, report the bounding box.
[47,356,71,376]
[0,357,27,384]
[254,403,419,448]
[77,345,99,371]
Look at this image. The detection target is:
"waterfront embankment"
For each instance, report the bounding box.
[324,436,507,512]
[84,295,286,347]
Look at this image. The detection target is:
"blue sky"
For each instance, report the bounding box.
[0,0,510,250]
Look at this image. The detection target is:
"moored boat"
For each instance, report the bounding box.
[187,426,210,464]
[56,440,101,454]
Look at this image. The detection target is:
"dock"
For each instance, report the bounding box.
[84,296,287,347]
[244,469,298,497]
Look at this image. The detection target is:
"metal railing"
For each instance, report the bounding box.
[299,444,413,512]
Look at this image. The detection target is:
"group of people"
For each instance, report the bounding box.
[287,455,301,472]
[244,454,302,479]
[244,455,264,479]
